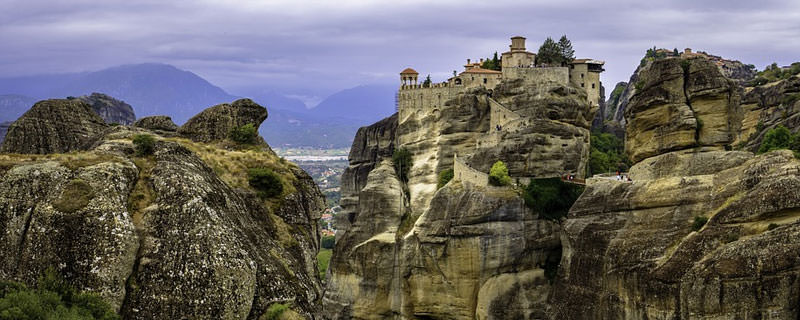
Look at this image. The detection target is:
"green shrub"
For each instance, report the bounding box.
[132,134,155,156]
[680,59,692,73]
[52,179,95,213]
[392,148,413,183]
[588,132,628,175]
[691,216,708,231]
[634,80,645,91]
[437,168,454,189]
[230,123,259,144]
[768,223,779,231]
[758,125,793,154]
[488,161,511,186]
[262,303,289,320]
[321,235,335,249]
[522,178,584,220]
[247,168,284,198]
[0,269,119,320]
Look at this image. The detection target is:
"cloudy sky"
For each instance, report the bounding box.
[1,0,799,105]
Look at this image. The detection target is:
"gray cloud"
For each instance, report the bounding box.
[1,0,798,99]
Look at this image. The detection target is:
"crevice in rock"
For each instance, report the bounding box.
[15,203,37,273]
[682,60,701,144]
[120,157,155,317]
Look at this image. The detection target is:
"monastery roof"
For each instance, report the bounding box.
[400,68,419,75]
[511,36,526,39]
[460,67,502,75]
[572,58,605,65]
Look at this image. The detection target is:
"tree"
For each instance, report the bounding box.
[488,161,511,186]
[422,75,432,88]
[321,235,335,249]
[758,125,793,154]
[522,178,584,220]
[557,35,575,66]
[673,48,680,56]
[536,37,561,66]
[392,148,413,183]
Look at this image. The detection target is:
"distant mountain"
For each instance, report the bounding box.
[311,84,397,123]
[0,63,364,148]
[0,94,38,122]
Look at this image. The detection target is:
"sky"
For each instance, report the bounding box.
[1,0,799,105]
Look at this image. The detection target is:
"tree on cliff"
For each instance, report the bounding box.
[536,37,561,66]
[488,161,511,186]
[557,35,575,65]
[392,148,413,182]
[481,52,501,71]
[422,75,432,88]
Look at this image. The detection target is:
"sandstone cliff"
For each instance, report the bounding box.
[178,98,268,143]
[0,121,10,146]
[324,77,591,319]
[0,100,324,319]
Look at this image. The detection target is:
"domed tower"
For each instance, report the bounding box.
[400,68,419,87]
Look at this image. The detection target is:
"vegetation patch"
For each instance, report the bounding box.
[757,125,800,157]
[53,179,95,213]
[320,235,335,250]
[522,178,584,220]
[748,62,800,86]
[437,168,454,189]
[261,303,289,320]
[0,268,118,320]
[392,148,412,183]
[488,161,511,186]
[132,134,156,156]
[691,216,709,232]
[248,168,284,199]
[317,248,332,280]
[230,123,259,144]
[588,132,628,176]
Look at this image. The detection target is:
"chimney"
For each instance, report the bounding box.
[480,58,484,63]
[467,59,471,64]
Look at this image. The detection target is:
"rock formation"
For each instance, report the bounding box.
[0,99,325,319]
[134,115,179,132]
[77,93,137,125]
[324,51,800,319]
[324,76,591,319]
[0,121,10,146]
[1,99,108,154]
[178,98,268,143]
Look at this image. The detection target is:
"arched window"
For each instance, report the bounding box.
[455,78,462,85]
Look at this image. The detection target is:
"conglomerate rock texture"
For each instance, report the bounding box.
[133,115,179,132]
[1,99,109,154]
[0,100,325,319]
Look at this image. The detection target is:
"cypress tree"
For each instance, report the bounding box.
[537,37,561,66]
[557,35,575,66]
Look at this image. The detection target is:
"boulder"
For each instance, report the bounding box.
[0,99,108,154]
[134,115,179,132]
[77,93,136,125]
[178,98,267,143]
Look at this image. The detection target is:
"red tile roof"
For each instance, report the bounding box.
[461,67,502,74]
[400,68,419,74]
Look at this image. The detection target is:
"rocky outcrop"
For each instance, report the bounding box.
[1,99,108,154]
[624,57,742,163]
[77,93,136,125]
[553,149,800,319]
[134,115,179,132]
[324,76,591,319]
[736,75,800,150]
[0,100,324,319]
[0,121,10,146]
[178,98,267,143]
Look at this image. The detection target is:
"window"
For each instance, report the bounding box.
[581,73,584,78]
[592,83,596,89]
[581,83,585,87]
[483,78,487,84]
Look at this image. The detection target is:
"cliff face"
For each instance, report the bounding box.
[0,121,10,146]
[736,76,800,150]
[78,93,137,125]
[0,100,325,319]
[624,57,742,163]
[324,78,591,319]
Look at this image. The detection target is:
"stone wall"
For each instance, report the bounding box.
[397,85,460,122]
[453,153,488,187]
[489,98,521,129]
[502,67,569,85]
